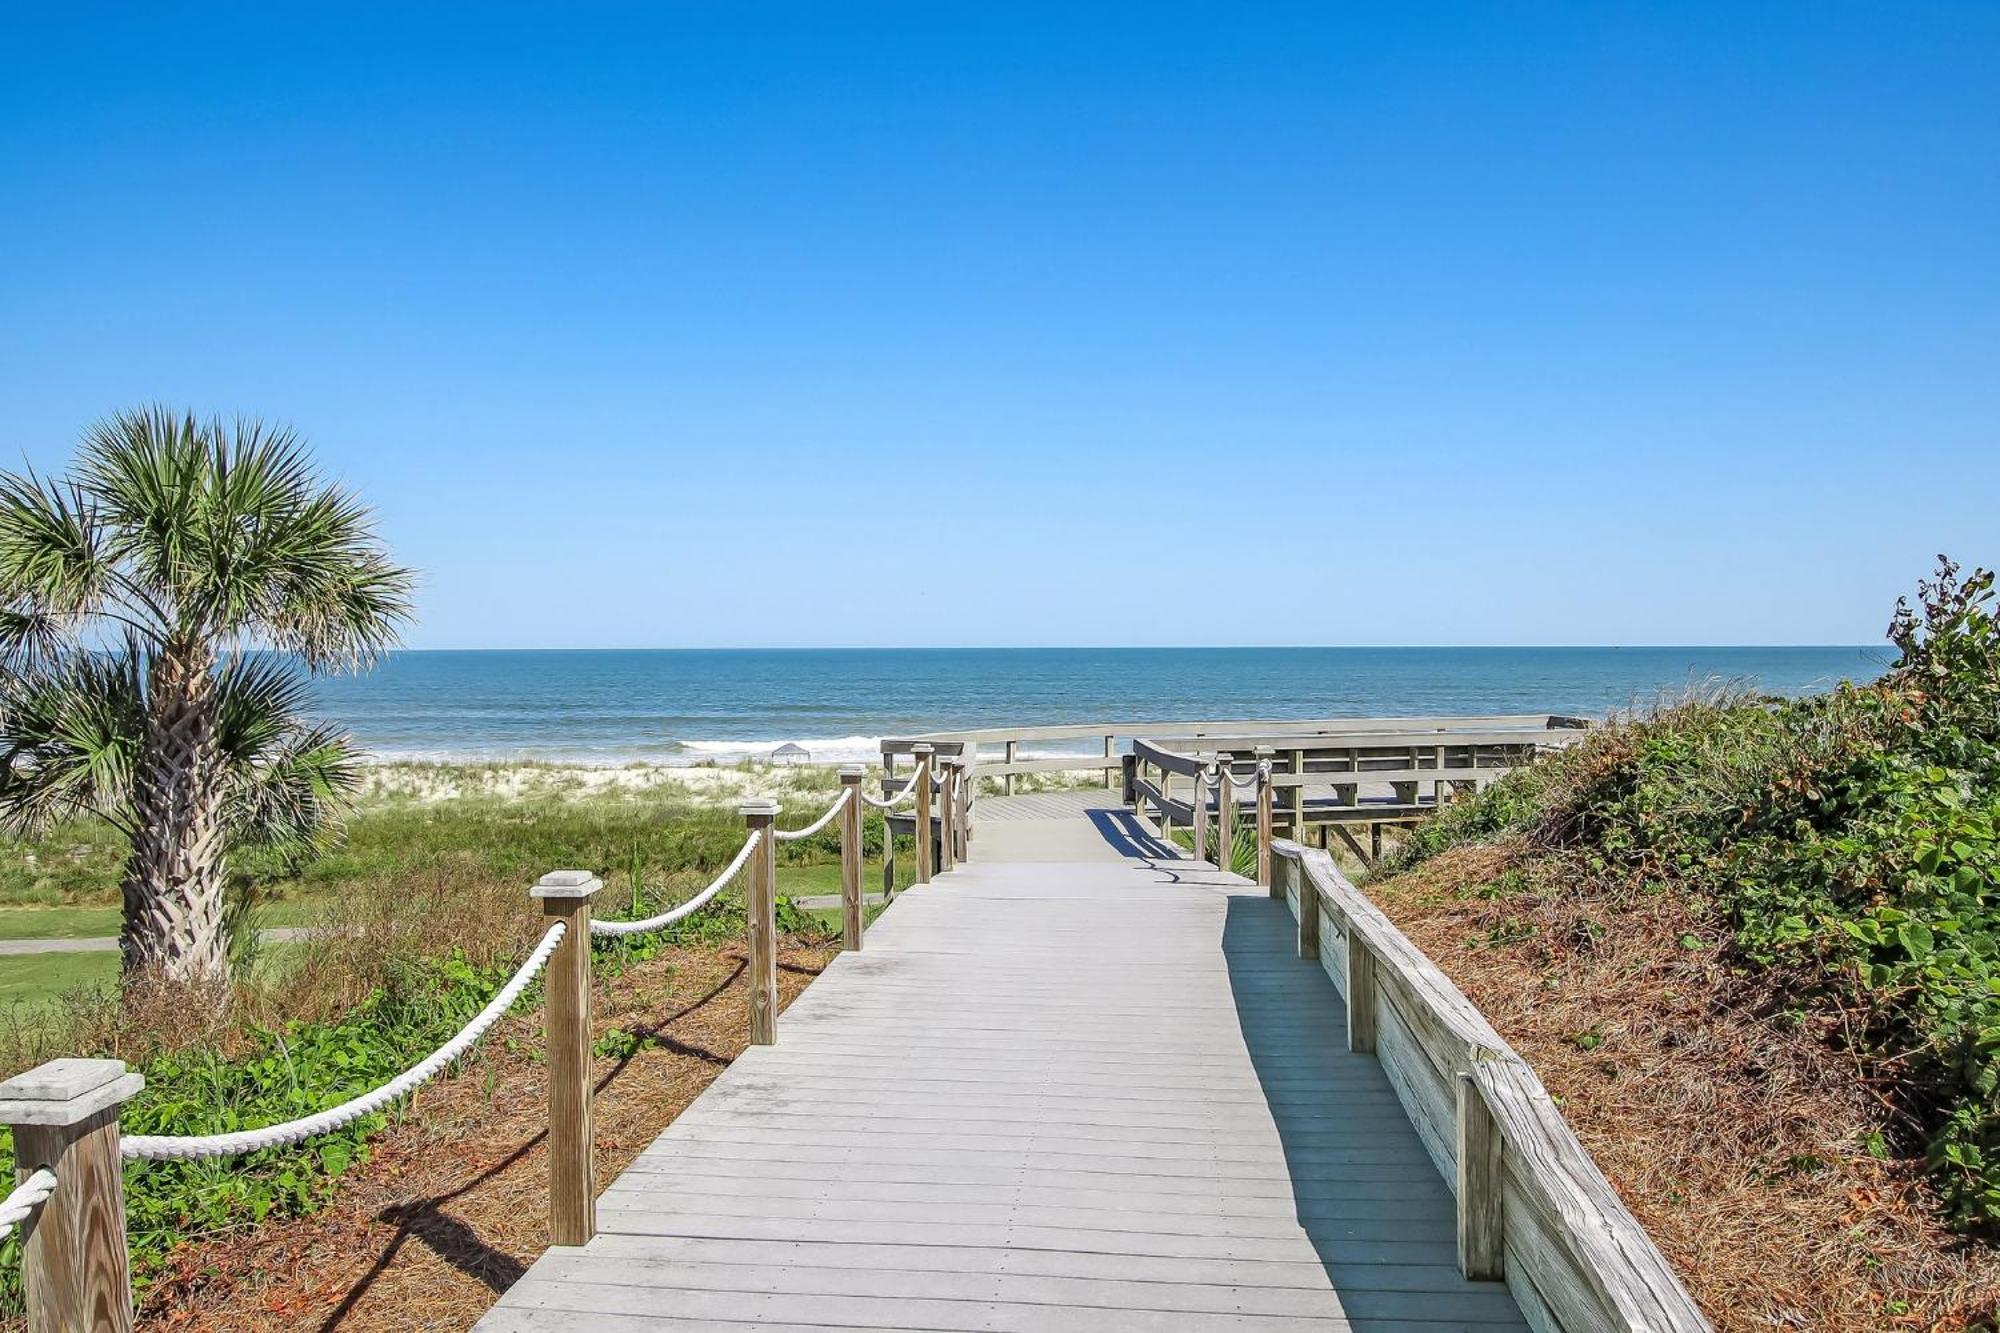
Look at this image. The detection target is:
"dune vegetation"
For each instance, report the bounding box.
[0,764,897,1315]
[1373,558,2000,1328]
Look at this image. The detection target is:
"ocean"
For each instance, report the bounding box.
[306,646,1893,766]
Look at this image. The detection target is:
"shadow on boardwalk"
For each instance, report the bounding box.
[1078,805,1522,1326]
[1218,886,1527,1326]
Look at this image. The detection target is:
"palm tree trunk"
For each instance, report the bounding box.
[121,647,230,986]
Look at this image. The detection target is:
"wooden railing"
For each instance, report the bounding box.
[1266,839,1708,1331]
[1126,715,1587,864]
[0,759,979,1332]
[882,726,1118,792]
[887,714,1587,802]
[1117,727,1705,1328]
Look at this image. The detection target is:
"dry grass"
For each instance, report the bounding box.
[0,864,540,1076]
[1372,841,2000,1331]
[66,935,839,1333]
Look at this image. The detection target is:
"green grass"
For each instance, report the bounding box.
[0,906,121,940]
[0,766,914,1004]
[0,951,118,1006]
[0,898,341,945]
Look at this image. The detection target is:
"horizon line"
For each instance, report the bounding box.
[377,642,1892,653]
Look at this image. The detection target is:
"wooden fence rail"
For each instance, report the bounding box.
[1264,832,1709,1332]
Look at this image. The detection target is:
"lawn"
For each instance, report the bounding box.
[0,951,119,1007]
[0,764,916,1008]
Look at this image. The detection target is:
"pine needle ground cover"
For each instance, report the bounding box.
[1377,561,2000,1329]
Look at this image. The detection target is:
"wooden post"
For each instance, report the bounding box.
[1370,820,1383,863]
[953,759,971,860]
[1120,753,1137,807]
[1192,767,1208,864]
[1435,742,1449,810]
[1254,747,1274,893]
[531,870,601,1247]
[1102,734,1116,788]
[1293,856,1319,959]
[1346,928,1378,1054]
[1457,1071,1505,1280]
[838,766,864,950]
[0,1058,143,1332]
[912,745,934,884]
[739,800,779,1044]
[879,753,896,899]
[1216,753,1236,871]
[1003,739,1017,796]
[937,760,956,874]
[1288,748,1306,834]
[944,756,960,860]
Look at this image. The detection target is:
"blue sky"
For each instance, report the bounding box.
[2,3,1994,649]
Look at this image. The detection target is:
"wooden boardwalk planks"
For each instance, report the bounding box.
[478,801,1529,1331]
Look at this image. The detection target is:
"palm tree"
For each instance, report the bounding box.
[0,408,412,986]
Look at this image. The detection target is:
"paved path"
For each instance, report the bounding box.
[0,926,314,956]
[478,793,1528,1331]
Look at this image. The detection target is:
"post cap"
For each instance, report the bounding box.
[838,764,866,779]
[531,870,603,900]
[1253,746,1275,759]
[0,1058,145,1127]
[738,797,780,817]
[910,743,934,755]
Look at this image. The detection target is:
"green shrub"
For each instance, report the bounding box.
[0,948,516,1307]
[1399,557,2000,1233]
[0,877,837,1314]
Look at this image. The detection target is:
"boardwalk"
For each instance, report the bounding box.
[478,791,1529,1331]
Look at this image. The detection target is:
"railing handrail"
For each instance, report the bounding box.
[888,713,1586,746]
[120,921,570,1161]
[770,788,851,842]
[1271,838,1709,1331]
[1146,726,1585,751]
[1132,737,1207,778]
[0,1170,57,1242]
[590,830,763,935]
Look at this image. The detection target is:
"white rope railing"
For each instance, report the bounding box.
[0,1168,57,1241]
[861,769,923,809]
[121,922,568,1162]
[590,830,762,937]
[771,788,850,842]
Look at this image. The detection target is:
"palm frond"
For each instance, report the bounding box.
[231,480,413,667]
[76,410,414,665]
[212,651,319,764]
[0,469,110,662]
[76,406,206,619]
[0,603,71,673]
[213,651,361,855]
[224,720,360,858]
[0,649,145,836]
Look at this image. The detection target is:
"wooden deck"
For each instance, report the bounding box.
[478,794,1530,1331]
